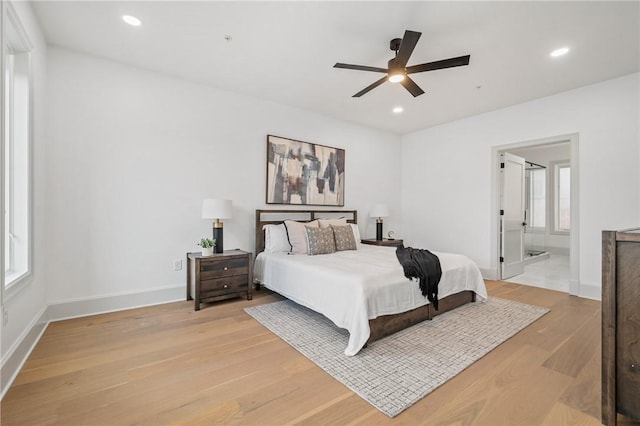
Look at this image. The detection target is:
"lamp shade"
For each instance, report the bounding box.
[202,199,233,220]
[370,203,389,218]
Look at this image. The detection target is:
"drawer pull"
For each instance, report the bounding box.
[223,284,228,289]
[224,267,228,271]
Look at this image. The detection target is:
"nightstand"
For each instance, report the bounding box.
[361,238,404,247]
[186,249,253,311]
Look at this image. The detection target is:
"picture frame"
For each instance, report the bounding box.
[266,135,345,206]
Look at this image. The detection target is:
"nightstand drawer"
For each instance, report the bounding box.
[200,276,249,301]
[200,258,248,279]
[200,274,248,293]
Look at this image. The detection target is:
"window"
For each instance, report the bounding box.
[3,4,33,288]
[553,162,571,233]
[527,168,546,229]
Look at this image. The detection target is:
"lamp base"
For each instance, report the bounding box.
[376,220,383,241]
[213,224,224,253]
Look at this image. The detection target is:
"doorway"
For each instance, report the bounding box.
[494,134,579,295]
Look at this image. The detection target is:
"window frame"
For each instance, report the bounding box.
[551,160,571,235]
[3,2,34,291]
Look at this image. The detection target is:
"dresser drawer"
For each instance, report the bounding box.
[200,257,248,279]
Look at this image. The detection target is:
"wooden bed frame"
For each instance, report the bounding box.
[254,209,475,345]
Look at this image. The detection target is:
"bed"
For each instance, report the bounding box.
[253,209,488,356]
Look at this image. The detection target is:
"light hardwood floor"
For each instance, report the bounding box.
[1,281,604,425]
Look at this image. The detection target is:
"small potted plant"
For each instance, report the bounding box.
[198,237,216,256]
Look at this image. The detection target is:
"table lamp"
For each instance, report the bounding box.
[370,204,389,241]
[202,199,233,253]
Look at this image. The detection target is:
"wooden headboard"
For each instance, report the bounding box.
[255,209,358,254]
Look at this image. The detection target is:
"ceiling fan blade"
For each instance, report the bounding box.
[400,76,425,97]
[353,76,388,97]
[334,63,388,73]
[406,55,471,74]
[394,30,421,68]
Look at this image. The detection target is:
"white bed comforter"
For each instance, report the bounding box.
[254,245,488,356]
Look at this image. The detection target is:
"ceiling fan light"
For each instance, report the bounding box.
[388,73,405,83]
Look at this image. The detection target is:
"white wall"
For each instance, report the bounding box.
[401,72,639,299]
[1,1,48,396]
[44,47,402,312]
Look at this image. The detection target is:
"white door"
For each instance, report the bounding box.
[500,152,526,279]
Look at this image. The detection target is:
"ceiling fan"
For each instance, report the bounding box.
[334,30,471,98]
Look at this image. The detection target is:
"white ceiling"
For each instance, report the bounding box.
[31,1,640,135]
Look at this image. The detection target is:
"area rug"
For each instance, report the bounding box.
[245,297,548,417]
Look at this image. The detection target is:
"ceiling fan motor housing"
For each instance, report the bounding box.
[390,38,402,52]
[387,58,404,75]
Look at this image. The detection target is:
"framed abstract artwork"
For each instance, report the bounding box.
[266,135,345,206]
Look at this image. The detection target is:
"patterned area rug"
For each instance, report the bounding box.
[245,296,549,417]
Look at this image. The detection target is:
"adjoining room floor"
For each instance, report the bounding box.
[506,254,570,293]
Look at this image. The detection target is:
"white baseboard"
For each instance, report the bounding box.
[479,267,498,281]
[1,306,49,399]
[578,282,601,301]
[1,285,185,399]
[47,285,185,321]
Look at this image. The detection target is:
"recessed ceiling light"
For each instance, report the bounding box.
[550,47,569,57]
[393,106,403,114]
[122,15,142,27]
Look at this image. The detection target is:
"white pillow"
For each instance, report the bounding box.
[318,217,347,228]
[351,224,362,248]
[263,224,291,253]
[284,220,319,254]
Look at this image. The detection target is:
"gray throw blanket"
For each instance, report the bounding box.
[395,245,442,310]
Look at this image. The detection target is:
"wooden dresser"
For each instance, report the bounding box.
[186,250,253,311]
[602,229,640,425]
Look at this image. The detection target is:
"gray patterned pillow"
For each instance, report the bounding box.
[305,226,336,255]
[331,224,357,251]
